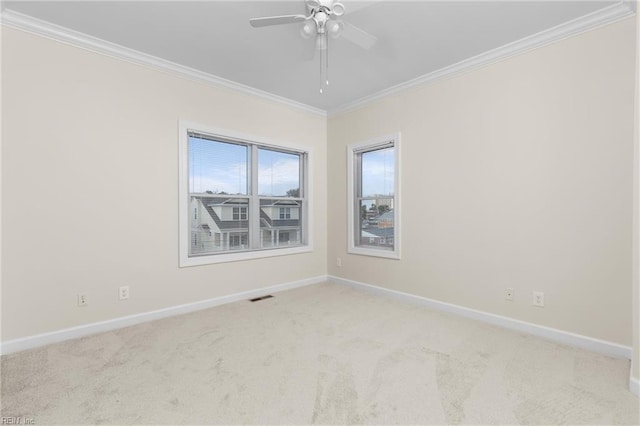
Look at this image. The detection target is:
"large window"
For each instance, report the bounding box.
[179,122,311,266]
[348,134,400,259]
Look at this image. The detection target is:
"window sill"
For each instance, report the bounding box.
[180,244,313,267]
[347,246,400,260]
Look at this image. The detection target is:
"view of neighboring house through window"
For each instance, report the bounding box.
[348,135,400,259]
[258,148,302,248]
[185,129,307,261]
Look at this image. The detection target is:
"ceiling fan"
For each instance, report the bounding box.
[249,0,377,94]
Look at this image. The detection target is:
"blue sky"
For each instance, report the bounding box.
[190,136,394,198]
[189,136,300,196]
[361,147,394,197]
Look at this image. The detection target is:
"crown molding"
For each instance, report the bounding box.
[328,1,635,117]
[1,2,634,119]
[0,9,327,117]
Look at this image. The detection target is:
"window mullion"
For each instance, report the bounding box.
[355,154,363,247]
[250,145,260,249]
[301,153,308,245]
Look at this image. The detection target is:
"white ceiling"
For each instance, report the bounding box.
[3,1,626,112]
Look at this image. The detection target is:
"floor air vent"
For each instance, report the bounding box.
[249,295,274,302]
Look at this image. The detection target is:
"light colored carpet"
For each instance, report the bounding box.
[1,281,638,425]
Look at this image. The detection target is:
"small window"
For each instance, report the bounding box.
[233,207,248,220]
[179,121,312,266]
[348,134,400,259]
[279,207,291,219]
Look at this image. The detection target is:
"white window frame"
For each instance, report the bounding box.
[347,133,401,259]
[179,121,313,267]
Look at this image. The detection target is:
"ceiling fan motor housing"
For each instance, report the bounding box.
[306,0,345,36]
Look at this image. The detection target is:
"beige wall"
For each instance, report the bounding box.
[328,18,636,346]
[1,16,636,352]
[1,27,327,341]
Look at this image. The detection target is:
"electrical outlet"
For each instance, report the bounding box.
[77,294,88,307]
[532,291,545,307]
[336,257,342,267]
[119,286,130,301]
[504,288,514,301]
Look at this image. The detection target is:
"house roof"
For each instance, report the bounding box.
[361,230,379,239]
[272,220,299,228]
[375,210,394,222]
[362,227,395,238]
[203,202,248,231]
[260,209,272,227]
[195,196,298,230]
[260,199,300,207]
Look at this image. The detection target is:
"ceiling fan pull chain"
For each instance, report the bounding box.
[319,35,324,94]
[325,33,329,86]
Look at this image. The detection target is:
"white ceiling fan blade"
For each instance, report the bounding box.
[339,22,377,50]
[249,15,308,28]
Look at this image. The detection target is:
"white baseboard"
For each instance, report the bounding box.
[631,371,640,397]
[329,275,632,360]
[0,275,327,356]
